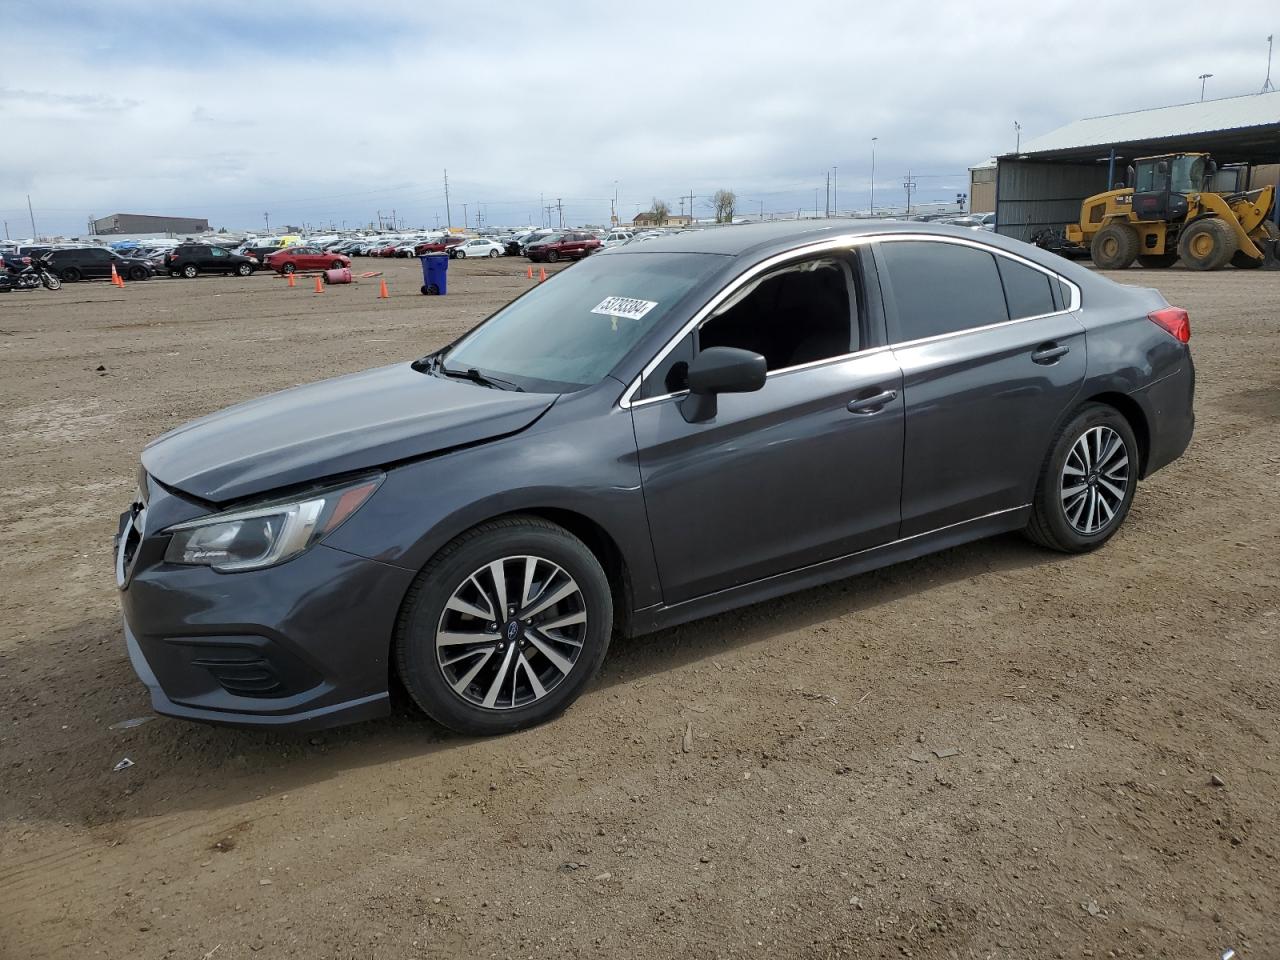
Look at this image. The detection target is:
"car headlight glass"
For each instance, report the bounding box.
[163,474,382,572]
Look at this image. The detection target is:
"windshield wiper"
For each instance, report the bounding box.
[439,364,523,391]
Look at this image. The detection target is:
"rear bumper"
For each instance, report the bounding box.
[1133,358,1195,478]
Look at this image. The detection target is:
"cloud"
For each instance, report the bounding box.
[1,0,1276,234]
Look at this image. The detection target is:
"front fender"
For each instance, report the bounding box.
[322,394,662,611]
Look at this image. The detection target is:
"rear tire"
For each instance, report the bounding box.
[1090,223,1139,269]
[1025,403,1138,553]
[1137,253,1178,268]
[181,264,198,279]
[281,263,296,274]
[1177,218,1236,271]
[394,516,613,735]
[62,267,81,282]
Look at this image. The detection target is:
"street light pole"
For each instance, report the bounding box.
[870,137,878,216]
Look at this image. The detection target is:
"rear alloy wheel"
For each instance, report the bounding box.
[395,516,612,735]
[1025,403,1138,553]
[181,264,198,279]
[281,263,296,274]
[1177,218,1236,271]
[1090,223,1139,269]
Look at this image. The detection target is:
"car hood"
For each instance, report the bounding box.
[142,363,556,503]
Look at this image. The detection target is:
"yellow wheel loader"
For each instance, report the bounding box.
[1065,153,1276,270]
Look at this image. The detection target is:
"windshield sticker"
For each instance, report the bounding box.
[591,296,658,321]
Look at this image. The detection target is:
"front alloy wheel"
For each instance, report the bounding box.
[396,516,612,734]
[436,556,587,710]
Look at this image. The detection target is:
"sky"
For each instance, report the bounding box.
[1,1,1276,237]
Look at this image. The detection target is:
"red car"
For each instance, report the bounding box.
[525,231,601,263]
[415,236,466,255]
[265,246,351,274]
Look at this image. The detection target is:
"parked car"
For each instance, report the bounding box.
[115,221,1194,735]
[46,247,155,282]
[601,230,634,248]
[165,244,258,278]
[504,233,534,256]
[449,238,505,259]
[526,231,601,262]
[415,236,466,255]
[264,246,351,274]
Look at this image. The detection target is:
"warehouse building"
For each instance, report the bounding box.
[988,92,1280,242]
[92,213,211,235]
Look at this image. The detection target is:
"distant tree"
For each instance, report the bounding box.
[713,189,736,223]
[650,198,671,225]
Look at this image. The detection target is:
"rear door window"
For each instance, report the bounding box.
[996,255,1056,320]
[879,240,1008,342]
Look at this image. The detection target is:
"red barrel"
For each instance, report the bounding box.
[323,267,353,285]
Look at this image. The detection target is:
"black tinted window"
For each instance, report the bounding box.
[997,256,1056,319]
[881,241,1007,341]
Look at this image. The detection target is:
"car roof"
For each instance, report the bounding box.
[601,218,1056,263]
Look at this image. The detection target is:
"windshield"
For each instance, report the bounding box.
[441,252,725,392]
[1135,155,1205,194]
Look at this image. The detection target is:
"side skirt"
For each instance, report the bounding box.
[629,506,1031,637]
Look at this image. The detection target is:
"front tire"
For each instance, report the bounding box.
[488,249,499,258]
[237,263,253,276]
[547,250,560,263]
[330,259,345,270]
[129,266,147,281]
[395,516,613,735]
[1177,218,1236,271]
[1025,403,1138,553]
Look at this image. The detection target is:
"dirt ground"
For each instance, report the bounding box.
[0,254,1276,960]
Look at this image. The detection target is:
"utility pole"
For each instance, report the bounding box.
[540,192,545,227]
[613,180,619,226]
[263,211,269,235]
[1198,73,1213,101]
[833,165,838,217]
[27,195,38,240]
[870,137,878,216]
[557,199,564,228]
[1014,121,1022,153]
[903,171,916,215]
[759,200,764,221]
[814,188,819,218]
[443,170,452,230]
[1264,35,1275,94]
[462,203,468,230]
[825,171,831,217]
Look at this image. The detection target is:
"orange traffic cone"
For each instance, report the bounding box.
[526,265,533,279]
[111,264,124,287]
[287,271,296,287]
[378,279,389,299]
[538,268,547,282]
[314,275,324,293]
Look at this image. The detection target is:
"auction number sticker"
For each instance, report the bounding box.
[591,296,658,321]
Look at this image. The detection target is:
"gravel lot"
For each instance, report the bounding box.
[1,256,1276,959]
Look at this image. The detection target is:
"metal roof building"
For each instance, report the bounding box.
[994,92,1280,242]
[92,213,211,236]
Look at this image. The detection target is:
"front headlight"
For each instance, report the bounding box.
[163,474,383,572]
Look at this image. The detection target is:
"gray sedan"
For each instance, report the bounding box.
[116,221,1194,734]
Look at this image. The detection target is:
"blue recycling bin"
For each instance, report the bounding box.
[418,253,449,295]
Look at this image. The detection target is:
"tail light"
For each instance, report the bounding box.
[1148,306,1190,343]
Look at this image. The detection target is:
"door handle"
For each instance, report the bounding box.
[1031,343,1070,364]
[847,389,898,414]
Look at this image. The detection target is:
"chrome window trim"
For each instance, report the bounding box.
[618,232,1082,409]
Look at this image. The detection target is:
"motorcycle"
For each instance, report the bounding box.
[1,254,61,292]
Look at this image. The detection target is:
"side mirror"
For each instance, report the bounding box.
[679,346,767,423]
